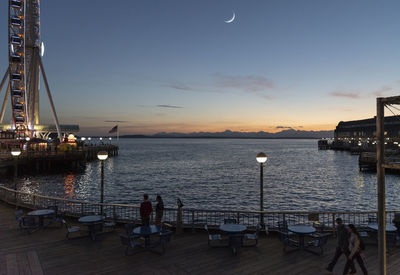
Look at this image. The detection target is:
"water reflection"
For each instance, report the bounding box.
[64,174,75,199]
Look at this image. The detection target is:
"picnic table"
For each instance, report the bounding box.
[28,209,55,228]
[287,225,316,253]
[133,225,163,254]
[78,215,105,240]
[219,224,247,255]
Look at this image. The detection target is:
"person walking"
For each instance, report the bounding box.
[343,224,368,275]
[155,195,164,227]
[326,218,356,273]
[140,194,152,226]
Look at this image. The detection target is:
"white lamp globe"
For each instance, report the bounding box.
[11,148,21,157]
[97,151,108,161]
[256,152,267,164]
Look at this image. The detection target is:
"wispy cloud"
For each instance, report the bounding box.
[157,105,183,109]
[214,73,274,92]
[276,126,293,129]
[164,83,196,92]
[326,106,353,112]
[372,86,393,97]
[163,74,275,100]
[104,120,128,123]
[329,91,361,99]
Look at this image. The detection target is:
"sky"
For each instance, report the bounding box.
[1,0,400,135]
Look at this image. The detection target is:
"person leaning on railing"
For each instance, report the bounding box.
[155,195,164,227]
[140,194,152,226]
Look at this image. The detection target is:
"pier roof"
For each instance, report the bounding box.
[0,124,79,132]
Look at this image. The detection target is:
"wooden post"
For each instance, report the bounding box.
[332,213,336,237]
[176,198,184,234]
[376,97,386,275]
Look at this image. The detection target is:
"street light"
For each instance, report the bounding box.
[11,147,21,202]
[97,151,108,214]
[256,152,267,229]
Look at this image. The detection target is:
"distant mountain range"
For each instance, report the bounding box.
[121,129,334,139]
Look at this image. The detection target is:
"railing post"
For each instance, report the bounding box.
[332,213,336,237]
[176,206,183,234]
[191,210,195,232]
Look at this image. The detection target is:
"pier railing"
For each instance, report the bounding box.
[0,185,398,231]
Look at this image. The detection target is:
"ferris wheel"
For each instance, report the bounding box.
[0,0,62,140]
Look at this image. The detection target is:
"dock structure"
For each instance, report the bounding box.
[1,200,400,274]
[332,115,400,153]
[0,144,118,175]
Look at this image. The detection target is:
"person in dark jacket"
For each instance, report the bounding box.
[343,224,368,275]
[326,218,356,273]
[155,195,164,226]
[140,194,152,226]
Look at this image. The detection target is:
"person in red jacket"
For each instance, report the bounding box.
[140,194,152,226]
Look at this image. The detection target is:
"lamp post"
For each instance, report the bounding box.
[11,147,21,202]
[97,151,108,214]
[256,152,267,229]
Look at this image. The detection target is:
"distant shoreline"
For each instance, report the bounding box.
[103,129,334,140]
[117,135,326,139]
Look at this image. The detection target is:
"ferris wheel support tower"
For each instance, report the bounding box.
[0,0,62,141]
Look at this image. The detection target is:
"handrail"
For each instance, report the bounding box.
[1,185,399,230]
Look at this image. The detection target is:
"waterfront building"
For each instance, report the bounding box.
[334,115,400,141]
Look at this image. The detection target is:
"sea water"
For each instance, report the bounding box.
[2,138,400,212]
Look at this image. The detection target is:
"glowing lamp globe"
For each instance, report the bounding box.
[11,148,21,157]
[67,134,75,143]
[256,152,267,164]
[97,151,108,161]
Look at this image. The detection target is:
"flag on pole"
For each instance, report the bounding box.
[109,125,118,134]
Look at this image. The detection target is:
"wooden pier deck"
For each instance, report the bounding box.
[1,203,400,275]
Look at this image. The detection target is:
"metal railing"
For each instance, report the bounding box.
[0,185,398,231]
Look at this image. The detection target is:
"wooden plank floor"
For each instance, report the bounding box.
[1,202,399,275]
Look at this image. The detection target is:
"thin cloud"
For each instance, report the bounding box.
[164,83,196,91]
[104,120,128,123]
[329,91,361,99]
[372,86,393,97]
[276,126,293,129]
[157,105,183,109]
[214,73,274,92]
[326,106,353,112]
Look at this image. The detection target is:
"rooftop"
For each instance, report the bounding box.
[1,202,399,275]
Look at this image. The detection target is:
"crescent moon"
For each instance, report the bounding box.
[225,12,235,23]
